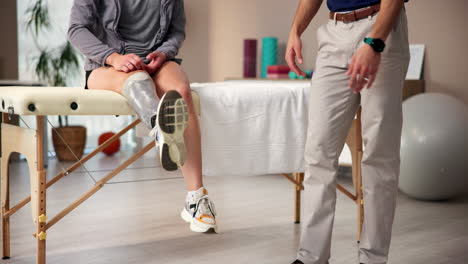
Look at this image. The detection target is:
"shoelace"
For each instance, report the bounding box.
[149,126,160,143]
[193,195,217,218]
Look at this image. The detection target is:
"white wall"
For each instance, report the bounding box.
[17,0,85,86]
[180,0,468,104]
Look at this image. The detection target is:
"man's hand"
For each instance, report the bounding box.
[286,0,322,77]
[106,53,144,73]
[346,0,405,93]
[346,44,381,93]
[144,51,167,75]
[285,33,307,77]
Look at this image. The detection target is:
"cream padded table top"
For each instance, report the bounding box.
[0,86,135,116]
[0,86,200,116]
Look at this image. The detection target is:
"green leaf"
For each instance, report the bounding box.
[35,49,52,83]
[58,42,80,73]
[25,0,51,36]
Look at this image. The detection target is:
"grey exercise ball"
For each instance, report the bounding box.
[399,93,468,201]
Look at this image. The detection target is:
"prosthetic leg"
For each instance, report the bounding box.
[121,71,189,170]
[122,71,160,129]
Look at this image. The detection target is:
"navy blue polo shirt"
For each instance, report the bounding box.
[328,0,408,12]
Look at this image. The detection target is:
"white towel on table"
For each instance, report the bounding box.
[191,81,311,176]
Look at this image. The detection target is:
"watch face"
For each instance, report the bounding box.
[364,38,386,53]
[373,39,386,52]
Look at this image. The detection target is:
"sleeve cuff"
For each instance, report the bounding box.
[155,47,176,60]
[101,49,119,67]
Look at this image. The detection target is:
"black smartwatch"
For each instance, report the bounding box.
[364,37,386,53]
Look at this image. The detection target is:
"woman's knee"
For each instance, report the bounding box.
[174,83,193,102]
[173,83,196,115]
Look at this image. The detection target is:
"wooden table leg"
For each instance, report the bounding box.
[1,161,11,260]
[355,109,363,243]
[1,113,11,259]
[36,116,46,264]
[356,151,364,243]
[1,205,11,259]
[294,173,304,224]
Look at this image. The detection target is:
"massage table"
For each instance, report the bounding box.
[0,84,364,264]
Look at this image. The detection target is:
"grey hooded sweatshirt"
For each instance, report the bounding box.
[68,0,186,71]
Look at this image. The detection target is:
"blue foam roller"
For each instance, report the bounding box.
[261,37,278,78]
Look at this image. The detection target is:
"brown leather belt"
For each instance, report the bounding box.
[329,4,380,23]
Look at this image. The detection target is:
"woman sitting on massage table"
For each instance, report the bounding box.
[68,0,217,233]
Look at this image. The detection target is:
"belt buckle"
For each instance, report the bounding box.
[342,14,352,23]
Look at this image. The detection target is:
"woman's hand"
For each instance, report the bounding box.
[285,33,306,77]
[144,51,167,75]
[106,53,144,73]
[346,44,381,93]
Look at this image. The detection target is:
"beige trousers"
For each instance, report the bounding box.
[297,9,410,264]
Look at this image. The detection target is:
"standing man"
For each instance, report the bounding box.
[285,0,409,263]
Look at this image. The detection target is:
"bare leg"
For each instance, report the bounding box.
[152,62,203,191]
[88,65,203,191]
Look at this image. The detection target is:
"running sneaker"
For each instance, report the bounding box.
[181,188,218,233]
[149,90,189,171]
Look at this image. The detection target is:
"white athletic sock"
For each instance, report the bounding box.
[186,187,207,204]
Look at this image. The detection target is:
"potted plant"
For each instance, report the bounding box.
[26,0,86,161]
